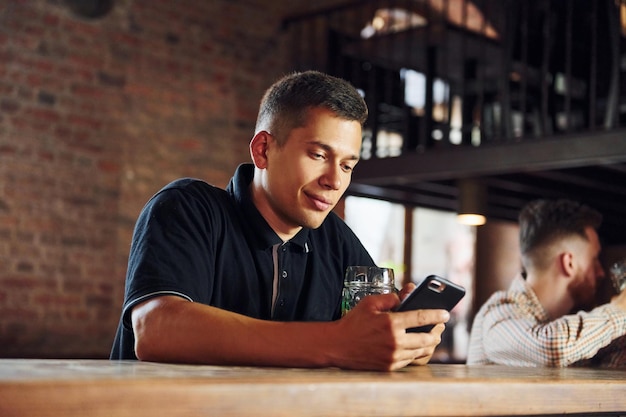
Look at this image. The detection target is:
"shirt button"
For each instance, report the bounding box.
[282,270,288,279]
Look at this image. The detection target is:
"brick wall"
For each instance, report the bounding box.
[0,0,343,358]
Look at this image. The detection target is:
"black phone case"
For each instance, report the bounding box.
[394,275,466,333]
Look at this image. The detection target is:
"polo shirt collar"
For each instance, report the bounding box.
[226,163,311,251]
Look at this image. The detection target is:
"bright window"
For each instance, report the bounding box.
[412,207,475,362]
[344,196,405,287]
[344,197,475,363]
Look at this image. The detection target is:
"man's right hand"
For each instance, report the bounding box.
[327,293,449,371]
[611,288,626,312]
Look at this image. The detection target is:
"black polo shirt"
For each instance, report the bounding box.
[110,163,374,360]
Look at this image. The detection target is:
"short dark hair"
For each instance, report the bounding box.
[255,71,368,145]
[519,199,602,269]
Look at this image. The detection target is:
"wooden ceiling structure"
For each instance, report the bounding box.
[350,129,626,246]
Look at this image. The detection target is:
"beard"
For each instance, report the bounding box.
[567,274,598,312]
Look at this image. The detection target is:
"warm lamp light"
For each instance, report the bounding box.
[457,213,486,226]
[457,178,487,226]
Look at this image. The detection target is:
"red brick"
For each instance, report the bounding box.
[178,138,202,151]
[1,275,41,290]
[97,160,120,174]
[33,293,81,307]
[43,13,60,27]
[0,307,38,321]
[57,65,94,83]
[61,19,103,37]
[66,114,103,130]
[112,33,141,47]
[70,84,104,98]
[23,107,61,123]
[0,98,19,113]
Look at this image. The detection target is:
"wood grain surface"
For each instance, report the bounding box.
[1,359,625,417]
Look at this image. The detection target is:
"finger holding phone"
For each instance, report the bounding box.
[333,291,449,370]
[338,268,465,369]
[392,275,465,364]
[394,275,466,332]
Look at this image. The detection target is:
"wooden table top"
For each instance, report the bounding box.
[0,359,625,416]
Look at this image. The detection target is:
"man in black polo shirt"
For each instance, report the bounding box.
[110,71,450,371]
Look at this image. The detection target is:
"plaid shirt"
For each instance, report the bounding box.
[467,275,626,367]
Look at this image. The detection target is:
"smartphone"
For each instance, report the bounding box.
[393,275,466,333]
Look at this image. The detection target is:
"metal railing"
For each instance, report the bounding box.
[283,0,624,157]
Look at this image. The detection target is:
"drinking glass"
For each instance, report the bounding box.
[609,259,626,293]
[341,266,395,316]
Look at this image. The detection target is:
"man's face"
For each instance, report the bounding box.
[567,227,605,309]
[260,107,362,236]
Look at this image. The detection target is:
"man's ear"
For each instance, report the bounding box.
[560,252,575,277]
[249,131,272,169]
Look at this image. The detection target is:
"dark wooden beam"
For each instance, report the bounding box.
[352,129,626,185]
[348,183,458,210]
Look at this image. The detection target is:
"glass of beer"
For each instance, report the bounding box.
[610,259,626,293]
[341,266,395,316]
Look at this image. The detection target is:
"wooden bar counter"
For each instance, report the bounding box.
[1,359,625,416]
